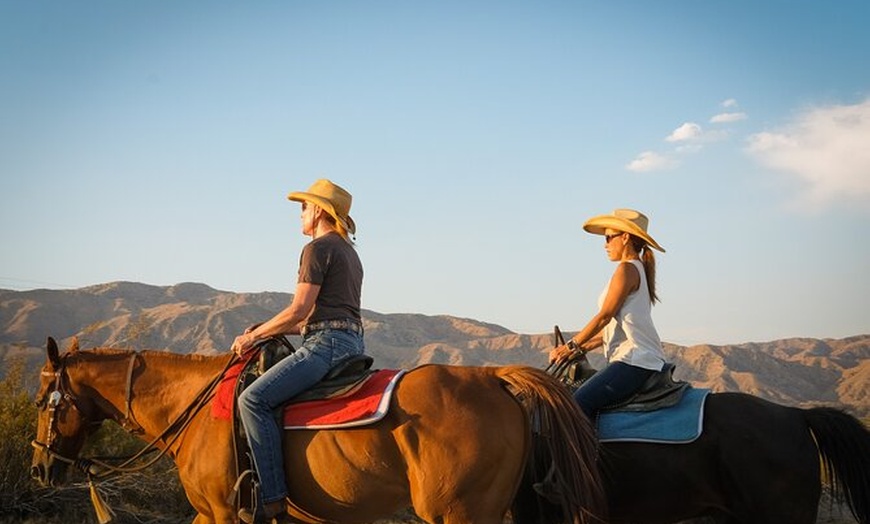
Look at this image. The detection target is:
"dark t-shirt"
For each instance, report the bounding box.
[297,232,363,324]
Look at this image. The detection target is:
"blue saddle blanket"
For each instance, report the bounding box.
[597,387,710,443]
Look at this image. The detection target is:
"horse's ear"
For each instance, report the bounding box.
[68,337,79,354]
[46,337,61,370]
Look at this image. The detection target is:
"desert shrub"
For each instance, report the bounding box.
[0,357,45,519]
[0,358,193,523]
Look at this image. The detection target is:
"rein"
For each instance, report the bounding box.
[32,351,240,481]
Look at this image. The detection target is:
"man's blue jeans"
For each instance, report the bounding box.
[573,361,657,419]
[238,328,365,503]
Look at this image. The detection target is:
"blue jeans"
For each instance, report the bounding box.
[573,361,657,419]
[238,328,365,503]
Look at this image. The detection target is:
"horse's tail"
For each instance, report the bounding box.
[803,407,870,523]
[496,365,607,524]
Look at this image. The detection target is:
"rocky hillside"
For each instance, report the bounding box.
[2,281,867,417]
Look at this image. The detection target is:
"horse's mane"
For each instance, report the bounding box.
[71,347,227,364]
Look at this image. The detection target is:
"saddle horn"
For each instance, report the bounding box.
[553,325,566,347]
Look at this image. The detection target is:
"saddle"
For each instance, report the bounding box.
[237,337,375,405]
[552,357,688,413]
[546,325,689,413]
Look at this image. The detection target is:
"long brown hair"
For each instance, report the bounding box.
[630,236,659,304]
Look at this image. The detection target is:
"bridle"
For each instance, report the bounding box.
[31,357,103,475]
[32,350,239,480]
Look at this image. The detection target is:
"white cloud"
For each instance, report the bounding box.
[722,98,739,108]
[626,151,677,172]
[666,122,703,142]
[629,116,726,174]
[710,112,748,123]
[746,98,870,210]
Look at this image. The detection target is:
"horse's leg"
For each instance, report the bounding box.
[402,430,523,524]
[175,417,239,524]
[408,458,522,524]
[394,367,527,524]
[285,427,412,523]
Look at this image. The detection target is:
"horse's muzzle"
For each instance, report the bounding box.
[30,441,68,487]
[30,463,47,485]
[30,460,70,487]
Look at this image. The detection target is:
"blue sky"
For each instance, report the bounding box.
[2,1,868,345]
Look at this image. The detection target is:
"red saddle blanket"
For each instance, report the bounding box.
[212,361,404,430]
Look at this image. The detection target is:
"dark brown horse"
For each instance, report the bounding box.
[549,337,870,524]
[31,337,606,524]
[597,393,869,524]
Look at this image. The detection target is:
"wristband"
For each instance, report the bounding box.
[565,339,580,352]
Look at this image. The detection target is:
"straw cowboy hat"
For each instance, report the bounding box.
[583,208,665,252]
[287,179,356,234]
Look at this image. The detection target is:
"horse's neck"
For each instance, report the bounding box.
[73,349,229,441]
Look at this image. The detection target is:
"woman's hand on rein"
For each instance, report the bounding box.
[549,344,576,364]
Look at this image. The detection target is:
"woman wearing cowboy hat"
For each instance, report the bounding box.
[230,179,365,523]
[549,208,666,418]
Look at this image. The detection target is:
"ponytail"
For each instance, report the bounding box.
[630,236,659,304]
[641,246,659,304]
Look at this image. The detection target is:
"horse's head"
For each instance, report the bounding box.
[30,337,105,487]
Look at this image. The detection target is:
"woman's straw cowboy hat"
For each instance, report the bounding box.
[288,179,356,234]
[583,208,665,252]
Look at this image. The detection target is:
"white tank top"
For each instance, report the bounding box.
[597,259,665,371]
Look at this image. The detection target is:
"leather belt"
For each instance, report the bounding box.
[301,319,363,337]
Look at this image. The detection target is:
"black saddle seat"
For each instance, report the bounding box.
[324,354,374,381]
[605,363,690,413]
[289,354,375,404]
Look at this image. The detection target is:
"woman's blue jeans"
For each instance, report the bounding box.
[573,361,657,419]
[238,328,365,504]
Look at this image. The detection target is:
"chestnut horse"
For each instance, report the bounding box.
[31,337,606,524]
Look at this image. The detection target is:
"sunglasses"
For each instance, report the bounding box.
[605,233,623,243]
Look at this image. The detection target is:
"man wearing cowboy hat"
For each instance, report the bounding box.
[549,208,667,418]
[230,179,365,523]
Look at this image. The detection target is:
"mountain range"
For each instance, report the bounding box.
[1,281,867,417]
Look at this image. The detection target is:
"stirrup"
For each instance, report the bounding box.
[238,507,293,524]
[238,507,257,524]
[239,502,293,524]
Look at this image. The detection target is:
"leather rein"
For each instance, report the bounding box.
[546,325,584,375]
